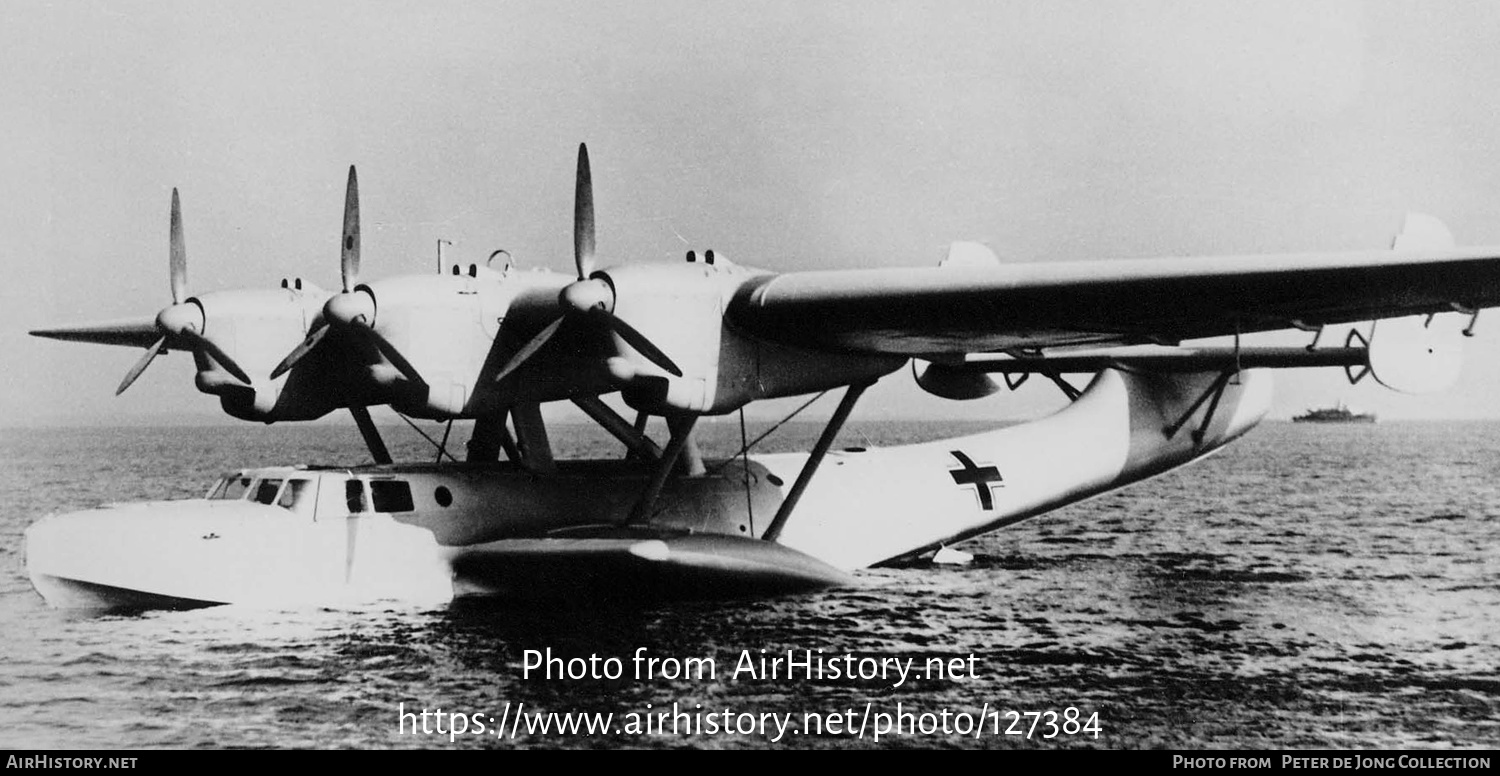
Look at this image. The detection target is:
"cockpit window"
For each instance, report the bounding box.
[277,479,315,516]
[254,479,283,505]
[370,480,415,513]
[346,479,368,514]
[210,475,253,500]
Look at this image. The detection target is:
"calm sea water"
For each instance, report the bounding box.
[0,420,1495,749]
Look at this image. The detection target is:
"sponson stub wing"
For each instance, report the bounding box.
[725,245,1500,356]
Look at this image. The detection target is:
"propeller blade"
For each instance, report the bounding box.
[366,329,425,386]
[182,331,252,386]
[169,189,187,305]
[341,166,360,293]
[494,316,564,383]
[269,322,330,379]
[591,308,683,377]
[574,144,595,279]
[116,335,167,395]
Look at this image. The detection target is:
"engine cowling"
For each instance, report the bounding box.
[602,258,902,415]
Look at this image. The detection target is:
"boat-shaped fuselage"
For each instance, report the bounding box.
[25,459,850,609]
[26,368,1276,610]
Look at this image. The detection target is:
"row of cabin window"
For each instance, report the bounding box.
[346,479,415,513]
[210,475,415,514]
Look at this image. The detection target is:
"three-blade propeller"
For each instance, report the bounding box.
[116,190,252,395]
[270,167,424,385]
[493,144,681,383]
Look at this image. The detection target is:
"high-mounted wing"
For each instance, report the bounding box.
[30,318,160,349]
[726,247,1500,355]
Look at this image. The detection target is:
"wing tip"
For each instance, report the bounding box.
[27,318,163,348]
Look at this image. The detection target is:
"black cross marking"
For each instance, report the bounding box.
[949,450,1003,510]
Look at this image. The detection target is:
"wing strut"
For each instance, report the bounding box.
[512,403,556,474]
[1344,329,1372,385]
[467,412,520,463]
[628,411,652,461]
[436,420,454,464]
[628,415,699,524]
[1042,368,1081,401]
[1291,319,1325,350]
[1161,370,1235,446]
[762,380,873,543]
[350,406,392,464]
[1455,304,1481,336]
[571,395,664,461]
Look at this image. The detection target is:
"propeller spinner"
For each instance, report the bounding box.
[493,144,682,383]
[270,166,423,385]
[116,190,252,395]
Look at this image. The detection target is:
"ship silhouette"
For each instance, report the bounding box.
[1292,401,1377,424]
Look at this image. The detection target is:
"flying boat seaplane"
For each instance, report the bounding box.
[25,144,1500,610]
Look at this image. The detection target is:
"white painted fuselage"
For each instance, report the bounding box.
[26,368,1272,609]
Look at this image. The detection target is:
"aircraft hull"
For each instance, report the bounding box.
[22,488,847,610]
[24,499,455,611]
[28,574,223,611]
[24,367,1271,611]
[765,368,1273,569]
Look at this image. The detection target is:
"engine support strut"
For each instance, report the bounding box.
[349,405,392,464]
[572,395,663,461]
[627,414,700,524]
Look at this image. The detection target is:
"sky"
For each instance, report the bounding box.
[5,0,1500,428]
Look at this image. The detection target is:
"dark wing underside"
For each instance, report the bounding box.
[725,247,1500,355]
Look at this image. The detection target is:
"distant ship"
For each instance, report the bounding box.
[1292,402,1377,424]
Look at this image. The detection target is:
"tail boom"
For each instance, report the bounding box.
[765,367,1273,569]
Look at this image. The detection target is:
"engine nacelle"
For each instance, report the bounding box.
[603,260,902,416]
[597,261,746,415]
[188,286,337,422]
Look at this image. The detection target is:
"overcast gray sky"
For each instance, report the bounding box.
[5,0,1500,426]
